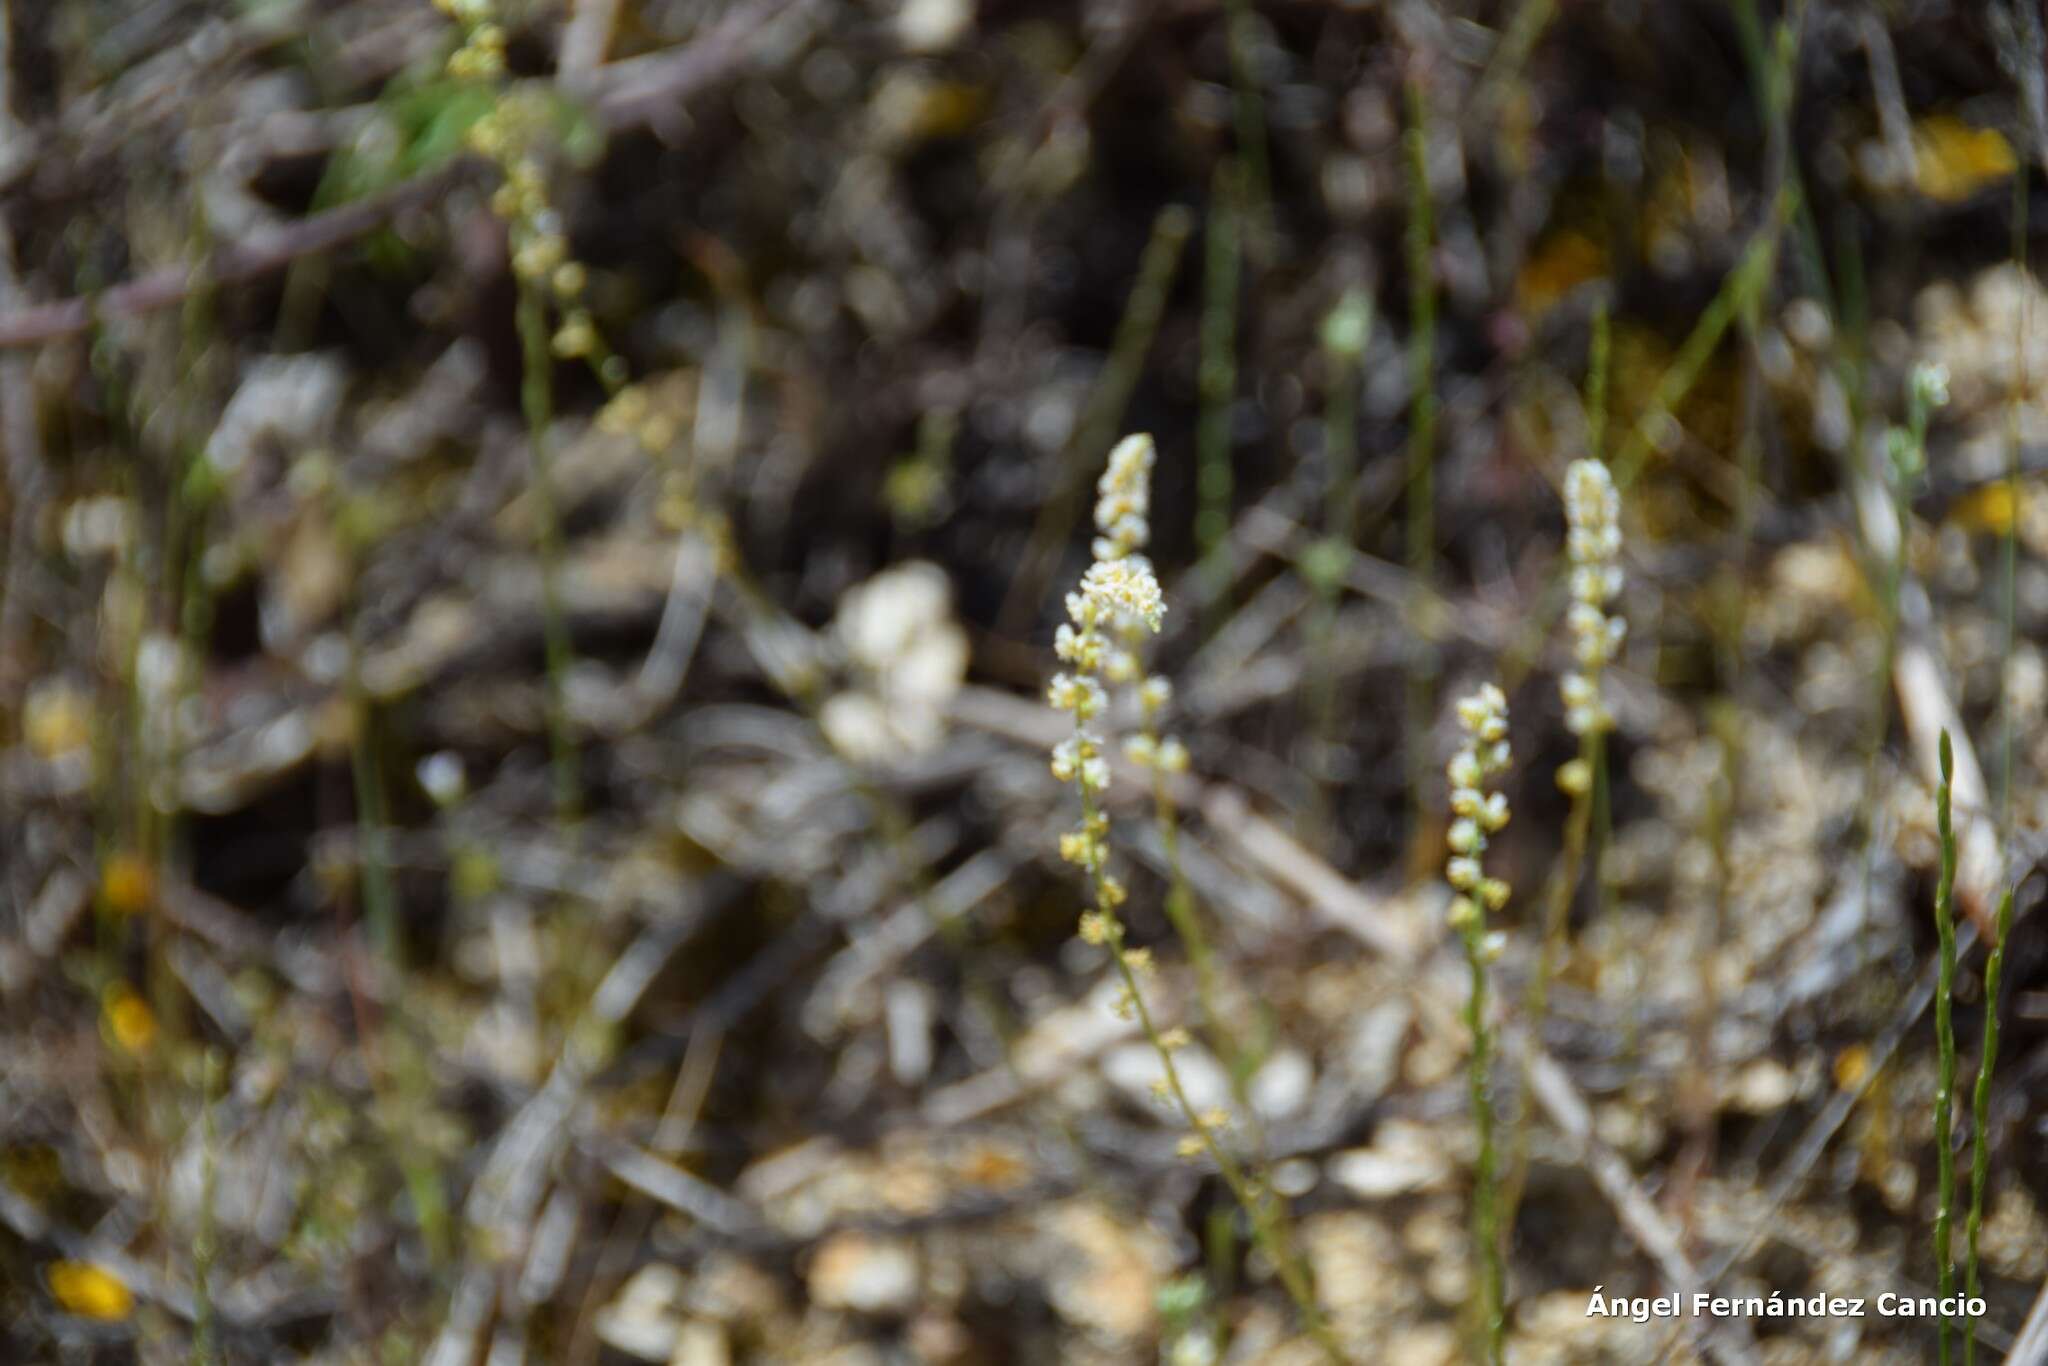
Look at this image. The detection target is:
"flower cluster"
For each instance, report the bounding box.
[436,2,602,365]
[1049,436,1174,1007]
[1093,432,1155,561]
[434,0,502,76]
[1445,683,1512,944]
[1559,458,1625,746]
[1048,572,1163,907]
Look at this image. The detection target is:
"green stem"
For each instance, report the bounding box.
[1458,915,1503,1364]
[1221,0,1272,259]
[345,614,401,969]
[1501,729,1598,1237]
[515,276,580,820]
[1963,884,2017,1366]
[1075,763,1342,1364]
[1585,300,1610,462]
[2000,166,2026,834]
[1197,163,1242,576]
[1934,731,1959,1366]
[1609,210,1784,491]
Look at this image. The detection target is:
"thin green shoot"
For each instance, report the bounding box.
[1934,730,1960,1366]
[1962,883,2017,1366]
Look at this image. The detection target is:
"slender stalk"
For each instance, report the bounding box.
[345,614,402,969]
[1999,165,2026,834]
[1585,300,1610,461]
[1962,884,2016,1366]
[1324,291,1372,545]
[1305,291,1371,825]
[190,1048,222,1366]
[516,276,580,819]
[1148,748,1221,1046]
[1197,163,1241,575]
[1051,444,1335,1357]
[1077,766,1341,1363]
[1403,78,1438,840]
[1934,731,1960,1366]
[1609,209,1784,490]
[1457,915,1503,1364]
[1221,0,1272,258]
[1500,727,1598,1233]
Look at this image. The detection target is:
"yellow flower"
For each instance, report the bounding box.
[100,853,155,916]
[1949,480,2017,537]
[1910,116,2015,203]
[103,985,156,1055]
[48,1261,132,1321]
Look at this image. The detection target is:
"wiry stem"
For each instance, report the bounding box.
[1963,883,2016,1366]
[1051,437,1337,1358]
[1197,162,1241,578]
[1934,730,1960,1366]
[1074,769,1340,1362]
[1457,915,1503,1363]
[516,276,580,819]
[1500,726,1598,1237]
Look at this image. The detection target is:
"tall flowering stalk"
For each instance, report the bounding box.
[1531,458,1622,1003]
[1446,684,1511,1364]
[1050,435,1338,1361]
[1505,459,1626,1253]
[438,0,608,817]
[1551,456,1624,1053]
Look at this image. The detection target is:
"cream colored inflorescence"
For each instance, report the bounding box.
[1051,436,1228,1159]
[1445,683,1511,950]
[1559,458,1624,752]
[436,0,600,364]
[1050,437,1175,911]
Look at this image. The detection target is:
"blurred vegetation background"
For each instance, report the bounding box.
[8,0,2048,1361]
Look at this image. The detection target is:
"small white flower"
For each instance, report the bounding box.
[1481,792,1509,832]
[1446,683,1513,931]
[1076,558,1166,632]
[1559,457,1625,738]
[1094,434,1157,560]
